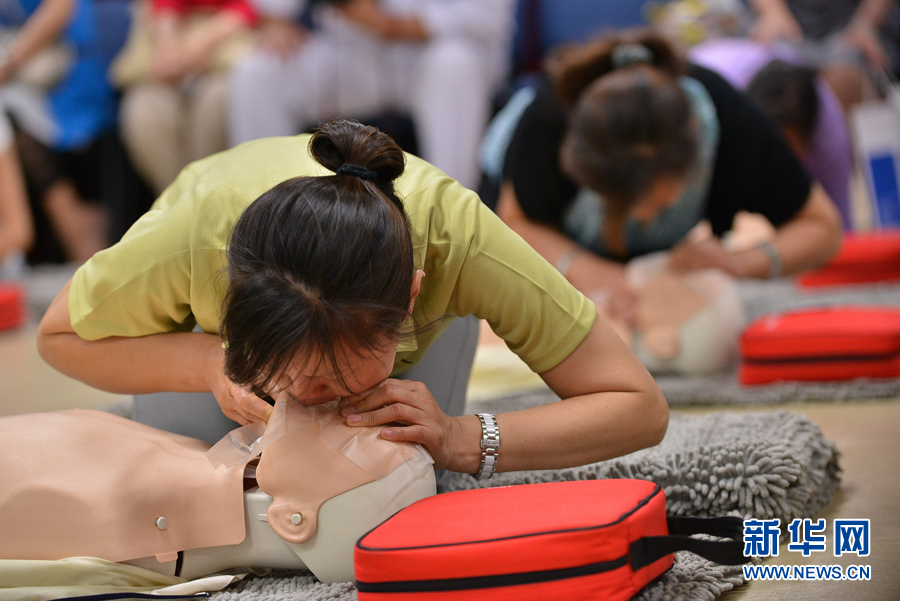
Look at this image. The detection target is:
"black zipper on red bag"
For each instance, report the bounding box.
[354,555,629,593]
[743,350,900,365]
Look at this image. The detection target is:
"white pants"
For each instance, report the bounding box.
[228,32,501,189]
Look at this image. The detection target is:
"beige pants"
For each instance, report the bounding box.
[120,75,229,194]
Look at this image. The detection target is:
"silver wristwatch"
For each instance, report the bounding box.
[474,413,500,480]
[757,240,783,279]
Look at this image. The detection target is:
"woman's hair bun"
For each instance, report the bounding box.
[548,28,685,106]
[309,119,406,186]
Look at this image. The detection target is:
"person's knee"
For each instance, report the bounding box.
[120,85,178,140]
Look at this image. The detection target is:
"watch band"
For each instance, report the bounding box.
[757,240,782,279]
[474,413,499,480]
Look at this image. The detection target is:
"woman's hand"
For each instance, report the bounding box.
[203,340,273,425]
[337,0,427,41]
[668,237,741,275]
[149,13,185,82]
[178,33,215,76]
[150,40,185,83]
[336,0,386,33]
[178,11,248,75]
[339,379,468,470]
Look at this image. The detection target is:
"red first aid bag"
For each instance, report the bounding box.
[0,283,25,332]
[740,306,900,385]
[798,229,900,287]
[354,479,745,601]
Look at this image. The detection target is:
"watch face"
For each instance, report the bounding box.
[481,438,500,451]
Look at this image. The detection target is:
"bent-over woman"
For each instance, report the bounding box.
[494,30,842,324]
[37,119,668,477]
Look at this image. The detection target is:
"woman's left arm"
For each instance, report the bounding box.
[479,313,669,472]
[731,183,841,278]
[670,183,842,278]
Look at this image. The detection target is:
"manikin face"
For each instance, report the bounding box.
[268,269,425,406]
[628,176,688,225]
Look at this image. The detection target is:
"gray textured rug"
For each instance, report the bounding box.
[209,408,841,601]
[657,372,900,406]
[493,375,900,408]
[737,279,900,322]
[660,280,900,405]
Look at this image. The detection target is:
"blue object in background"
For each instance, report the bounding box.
[512,0,652,74]
[541,0,649,49]
[869,153,900,227]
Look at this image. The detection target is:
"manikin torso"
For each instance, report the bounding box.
[606,251,746,376]
[0,393,436,584]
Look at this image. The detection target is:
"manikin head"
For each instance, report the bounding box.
[248,392,435,581]
[626,252,745,375]
[234,392,431,545]
[220,119,423,404]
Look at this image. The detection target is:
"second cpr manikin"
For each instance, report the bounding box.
[0,391,436,583]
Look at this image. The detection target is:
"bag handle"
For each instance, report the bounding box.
[629,516,747,571]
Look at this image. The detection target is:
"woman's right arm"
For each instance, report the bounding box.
[37,280,273,424]
[496,181,637,323]
[38,279,218,394]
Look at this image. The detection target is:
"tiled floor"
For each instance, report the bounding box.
[2,284,898,600]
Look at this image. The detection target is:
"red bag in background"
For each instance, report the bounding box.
[740,307,900,385]
[0,283,25,332]
[798,230,900,287]
[354,479,745,601]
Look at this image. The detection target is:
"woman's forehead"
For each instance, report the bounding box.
[282,343,396,387]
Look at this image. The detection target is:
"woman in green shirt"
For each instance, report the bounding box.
[36,119,667,476]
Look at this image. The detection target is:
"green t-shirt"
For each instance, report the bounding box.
[70,135,596,375]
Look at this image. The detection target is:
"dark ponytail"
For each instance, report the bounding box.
[220,119,415,394]
[550,29,698,239]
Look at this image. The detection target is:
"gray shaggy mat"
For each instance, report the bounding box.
[210,409,841,601]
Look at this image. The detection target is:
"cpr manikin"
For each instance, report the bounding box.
[0,392,435,584]
[606,251,746,375]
